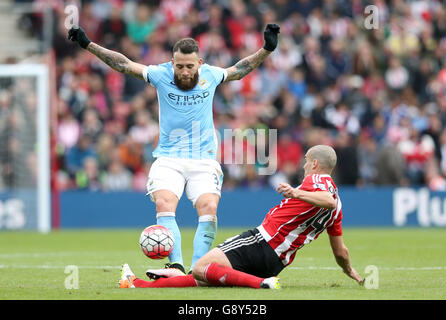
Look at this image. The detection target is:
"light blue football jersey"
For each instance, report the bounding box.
[142,62,227,160]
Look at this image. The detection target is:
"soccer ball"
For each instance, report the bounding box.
[139,225,174,259]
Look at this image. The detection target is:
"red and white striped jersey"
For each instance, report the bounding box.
[257,174,343,266]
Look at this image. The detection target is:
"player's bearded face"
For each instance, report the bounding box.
[172,52,202,91]
[174,70,199,91]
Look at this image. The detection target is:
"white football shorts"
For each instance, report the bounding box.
[146,157,224,206]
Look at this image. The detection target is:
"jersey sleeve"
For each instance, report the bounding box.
[327,209,343,236]
[207,65,228,85]
[143,64,164,87]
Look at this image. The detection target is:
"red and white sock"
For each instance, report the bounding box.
[203,263,263,288]
[133,274,198,288]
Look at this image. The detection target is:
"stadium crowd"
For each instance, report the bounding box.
[2,0,446,192]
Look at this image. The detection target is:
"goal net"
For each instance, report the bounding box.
[0,64,50,233]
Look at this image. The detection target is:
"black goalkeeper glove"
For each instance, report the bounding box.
[263,23,280,52]
[68,26,91,49]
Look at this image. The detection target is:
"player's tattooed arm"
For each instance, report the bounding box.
[86,43,146,80]
[224,48,271,81]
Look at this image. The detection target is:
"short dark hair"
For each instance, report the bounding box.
[173,38,199,54]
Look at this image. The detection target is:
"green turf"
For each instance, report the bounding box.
[0,228,445,300]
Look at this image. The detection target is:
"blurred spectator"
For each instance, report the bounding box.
[287,68,307,100]
[214,83,243,115]
[439,129,446,176]
[333,132,359,185]
[226,0,250,51]
[57,111,81,150]
[357,134,378,186]
[132,162,152,192]
[352,40,378,77]
[397,124,435,185]
[65,134,97,175]
[102,156,133,191]
[121,38,147,101]
[385,57,410,92]
[95,133,116,170]
[325,39,351,82]
[126,3,158,44]
[239,164,267,189]
[259,58,288,101]
[128,110,159,145]
[424,158,446,191]
[326,101,361,136]
[100,4,127,49]
[375,143,408,186]
[75,157,102,190]
[198,28,232,68]
[79,2,102,44]
[422,113,443,160]
[81,108,103,143]
[117,135,144,173]
[276,133,303,172]
[91,0,113,21]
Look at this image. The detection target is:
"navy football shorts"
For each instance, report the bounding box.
[217,228,284,278]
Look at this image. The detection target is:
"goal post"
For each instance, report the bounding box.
[0,64,50,233]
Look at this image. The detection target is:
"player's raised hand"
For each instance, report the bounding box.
[263,23,280,52]
[276,183,297,198]
[68,26,91,49]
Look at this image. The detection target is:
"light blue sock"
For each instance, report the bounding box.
[190,215,217,270]
[157,213,183,266]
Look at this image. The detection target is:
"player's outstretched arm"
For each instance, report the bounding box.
[87,43,146,80]
[68,27,146,80]
[276,183,336,209]
[329,235,363,285]
[225,24,280,81]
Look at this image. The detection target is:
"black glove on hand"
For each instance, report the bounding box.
[263,24,280,52]
[68,27,91,49]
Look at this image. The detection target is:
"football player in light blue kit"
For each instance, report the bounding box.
[68,23,280,276]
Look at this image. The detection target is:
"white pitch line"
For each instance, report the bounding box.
[0,265,136,269]
[288,266,446,271]
[0,265,446,271]
[0,251,132,258]
[0,265,119,269]
[0,253,70,258]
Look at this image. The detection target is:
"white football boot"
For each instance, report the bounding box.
[146,262,186,280]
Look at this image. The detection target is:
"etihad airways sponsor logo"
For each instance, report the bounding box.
[168,91,210,105]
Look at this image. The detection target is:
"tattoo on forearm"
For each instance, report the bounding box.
[87,43,143,79]
[88,43,129,72]
[227,49,270,81]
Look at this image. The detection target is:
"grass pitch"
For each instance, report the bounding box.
[0,228,445,300]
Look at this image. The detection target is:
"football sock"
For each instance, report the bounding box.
[190,215,217,270]
[157,213,183,266]
[133,275,198,288]
[203,263,263,288]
